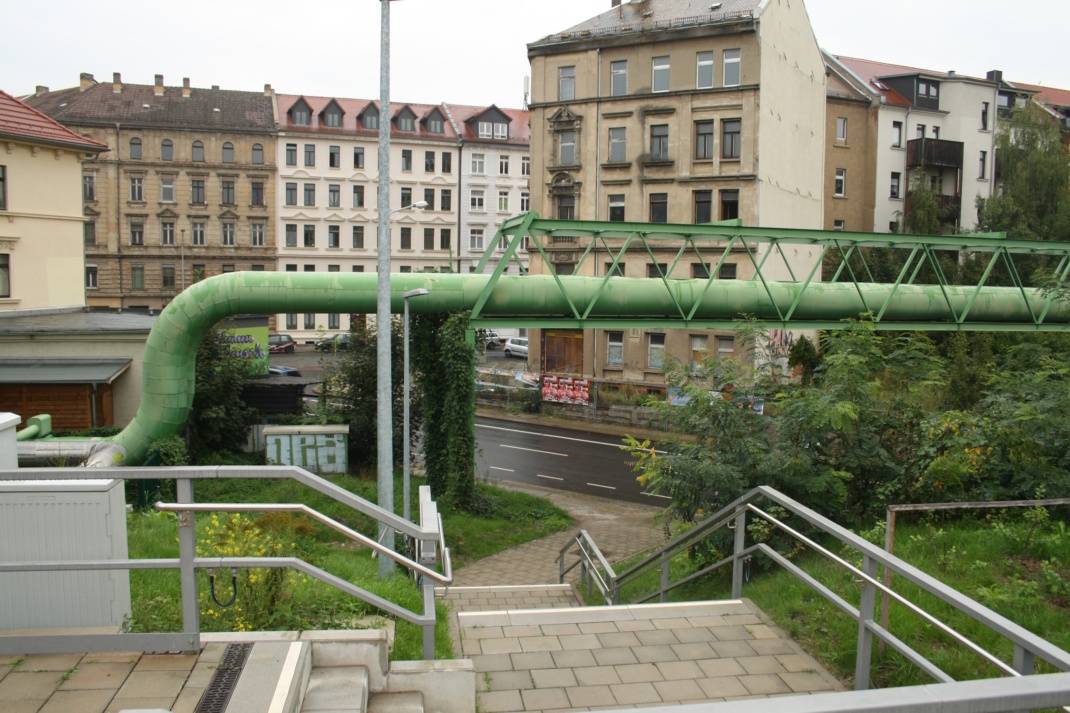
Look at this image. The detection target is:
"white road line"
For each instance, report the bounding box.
[587,483,617,490]
[537,474,564,481]
[490,466,515,472]
[501,444,568,457]
[641,492,673,500]
[478,422,667,453]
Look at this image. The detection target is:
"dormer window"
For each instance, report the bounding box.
[322,101,343,128]
[396,107,416,132]
[477,121,509,139]
[495,123,508,139]
[425,110,445,134]
[918,80,939,99]
[291,99,311,126]
[362,108,379,130]
[478,121,493,138]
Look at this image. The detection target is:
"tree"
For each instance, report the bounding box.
[187,328,259,461]
[902,174,941,236]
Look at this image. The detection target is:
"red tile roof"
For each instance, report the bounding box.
[277,94,461,140]
[0,89,107,151]
[834,56,991,110]
[1011,81,1070,109]
[443,103,531,146]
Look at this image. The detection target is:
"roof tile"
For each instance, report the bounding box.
[0,89,108,150]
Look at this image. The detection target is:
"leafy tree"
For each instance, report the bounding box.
[787,335,821,386]
[902,174,941,236]
[187,328,259,461]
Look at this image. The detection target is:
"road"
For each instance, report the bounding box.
[475,416,670,506]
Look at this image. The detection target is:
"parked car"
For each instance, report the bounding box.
[315,333,351,352]
[483,330,501,349]
[268,365,301,377]
[503,338,528,359]
[268,334,296,354]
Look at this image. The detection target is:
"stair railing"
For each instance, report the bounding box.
[556,529,617,604]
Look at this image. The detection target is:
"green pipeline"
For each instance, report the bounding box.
[102,271,1070,467]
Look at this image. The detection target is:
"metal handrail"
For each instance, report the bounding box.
[557,530,617,604]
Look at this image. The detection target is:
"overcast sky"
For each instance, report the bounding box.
[2,1,1066,107]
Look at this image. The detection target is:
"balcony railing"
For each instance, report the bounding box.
[906,192,962,225]
[907,138,964,169]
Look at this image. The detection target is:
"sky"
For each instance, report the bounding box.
[2,0,1067,107]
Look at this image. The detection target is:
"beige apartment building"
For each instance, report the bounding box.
[525,0,826,387]
[26,73,277,310]
[823,52,878,233]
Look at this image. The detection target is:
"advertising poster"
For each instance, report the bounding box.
[541,375,591,406]
[218,316,270,376]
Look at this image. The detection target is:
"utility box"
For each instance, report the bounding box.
[0,479,131,631]
[264,425,350,474]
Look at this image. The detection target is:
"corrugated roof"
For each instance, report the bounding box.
[0,358,131,385]
[0,89,108,151]
[533,0,760,45]
[25,80,275,132]
[277,94,461,140]
[0,308,157,335]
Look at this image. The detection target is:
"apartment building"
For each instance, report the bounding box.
[25,73,277,310]
[822,52,877,233]
[525,0,826,387]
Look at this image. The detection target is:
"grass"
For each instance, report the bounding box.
[580,508,1070,689]
[126,472,571,660]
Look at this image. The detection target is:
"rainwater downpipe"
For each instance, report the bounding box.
[115,123,123,309]
[456,136,463,273]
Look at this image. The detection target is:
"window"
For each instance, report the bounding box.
[286,224,297,247]
[251,181,264,206]
[647,263,667,279]
[304,225,315,247]
[694,190,712,223]
[401,187,412,208]
[328,225,340,248]
[609,127,626,162]
[162,265,175,289]
[161,178,175,203]
[192,222,205,245]
[690,335,708,372]
[222,142,234,163]
[932,126,940,140]
[85,264,97,289]
[130,221,144,245]
[363,111,379,130]
[836,117,847,141]
[892,121,903,148]
[834,168,846,197]
[129,137,142,159]
[471,189,484,211]
[422,188,434,211]
[494,121,508,139]
[916,124,926,139]
[722,120,741,158]
[222,222,235,246]
[724,49,741,87]
[251,223,264,246]
[324,107,342,128]
[129,176,144,201]
[648,333,666,368]
[329,184,340,207]
[353,185,364,208]
[522,156,530,176]
[607,332,623,365]
[83,174,95,201]
[402,149,412,172]
[979,150,987,179]
[222,180,235,205]
[499,155,510,175]
[834,220,845,231]
[498,190,509,212]
[695,121,713,159]
[478,121,493,139]
[252,143,263,164]
[285,183,297,205]
[0,166,5,211]
[605,261,625,277]
[425,151,435,172]
[609,194,625,222]
[286,314,297,330]
[696,51,714,89]
[399,266,412,273]
[918,80,938,99]
[721,189,739,220]
[716,336,734,358]
[442,152,452,173]
[470,227,484,250]
[398,113,414,132]
[559,66,575,101]
[84,221,96,246]
[400,227,412,250]
[650,125,669,161]
[326,145,340,169]
[352,225,364,249]
[304,144,315,166]
[650,193,668,223]
[328,313,340,330]
[192,141,204,162]
[352,265,364,273]
[557,195,575,220]
[440,228,451,250]
[158,221,173,246]
[691,262,710,279]
[719,263,737,279]
[191,179,205,204]
[520,192,529,212]
[428,116,444,134]
[354,147,364,169]
[0,253,8,296]
[292,104,310,126]
[286,144,297,165]
[304,313,315,329]
[441,189,452,211]
[471,153,484,173]
[652,56,670,93]
[611,60,628,96]
[304,183,315,206]
[890,172,901,199]
[161,140,173,162]
[981,102,989,131]
[415,227,431,250]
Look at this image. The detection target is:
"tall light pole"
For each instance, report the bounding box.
[403,287,429,528]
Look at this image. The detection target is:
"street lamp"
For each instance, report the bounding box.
[403,288,429,528]
[390,200,428,215]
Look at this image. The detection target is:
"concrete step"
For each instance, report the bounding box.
[224,641,311,713]
[438,583,580,612]
[459,598,754,628]
[368,691,424,713]
[301,665,370,713]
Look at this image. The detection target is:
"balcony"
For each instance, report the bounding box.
[906,138,963,169]
[906,191,961,227]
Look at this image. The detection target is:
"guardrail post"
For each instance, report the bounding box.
[660,550,670,603]
[854,554,878,690]
[731,510,746,599]
[422,578,436,660]
[1013,644,1035,676]
[176,478,200,642]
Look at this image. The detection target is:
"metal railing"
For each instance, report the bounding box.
[558,486,1070,693]
[0,466,451,659]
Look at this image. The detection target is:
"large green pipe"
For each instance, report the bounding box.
[92,271,1070,467]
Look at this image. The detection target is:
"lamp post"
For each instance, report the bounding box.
[403,288,429,528]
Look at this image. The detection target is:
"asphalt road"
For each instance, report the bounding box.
[475,416,670,506]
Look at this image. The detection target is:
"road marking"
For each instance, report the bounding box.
[490,466,515,473]
[478,422,667,453]
[587,483,617,491]
[501,444,568,457]
[537,474,564,481]
[641,492,673,500]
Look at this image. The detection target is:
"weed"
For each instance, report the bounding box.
[60,664,78,682]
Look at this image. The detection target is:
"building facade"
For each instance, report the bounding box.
[524,0,826,386]
[822,53,878,233]
[26,73,277,310]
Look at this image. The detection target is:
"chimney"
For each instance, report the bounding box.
[112,72,122,94]
[35,85,49,96]
[211,85,220,91]
[182,77,191,98]
[264,83,273,96]
[987,69,1003,85]
[612,0,621,6]
[79,72,95,91]
[948,70,956,78]
[154,74,164,97]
